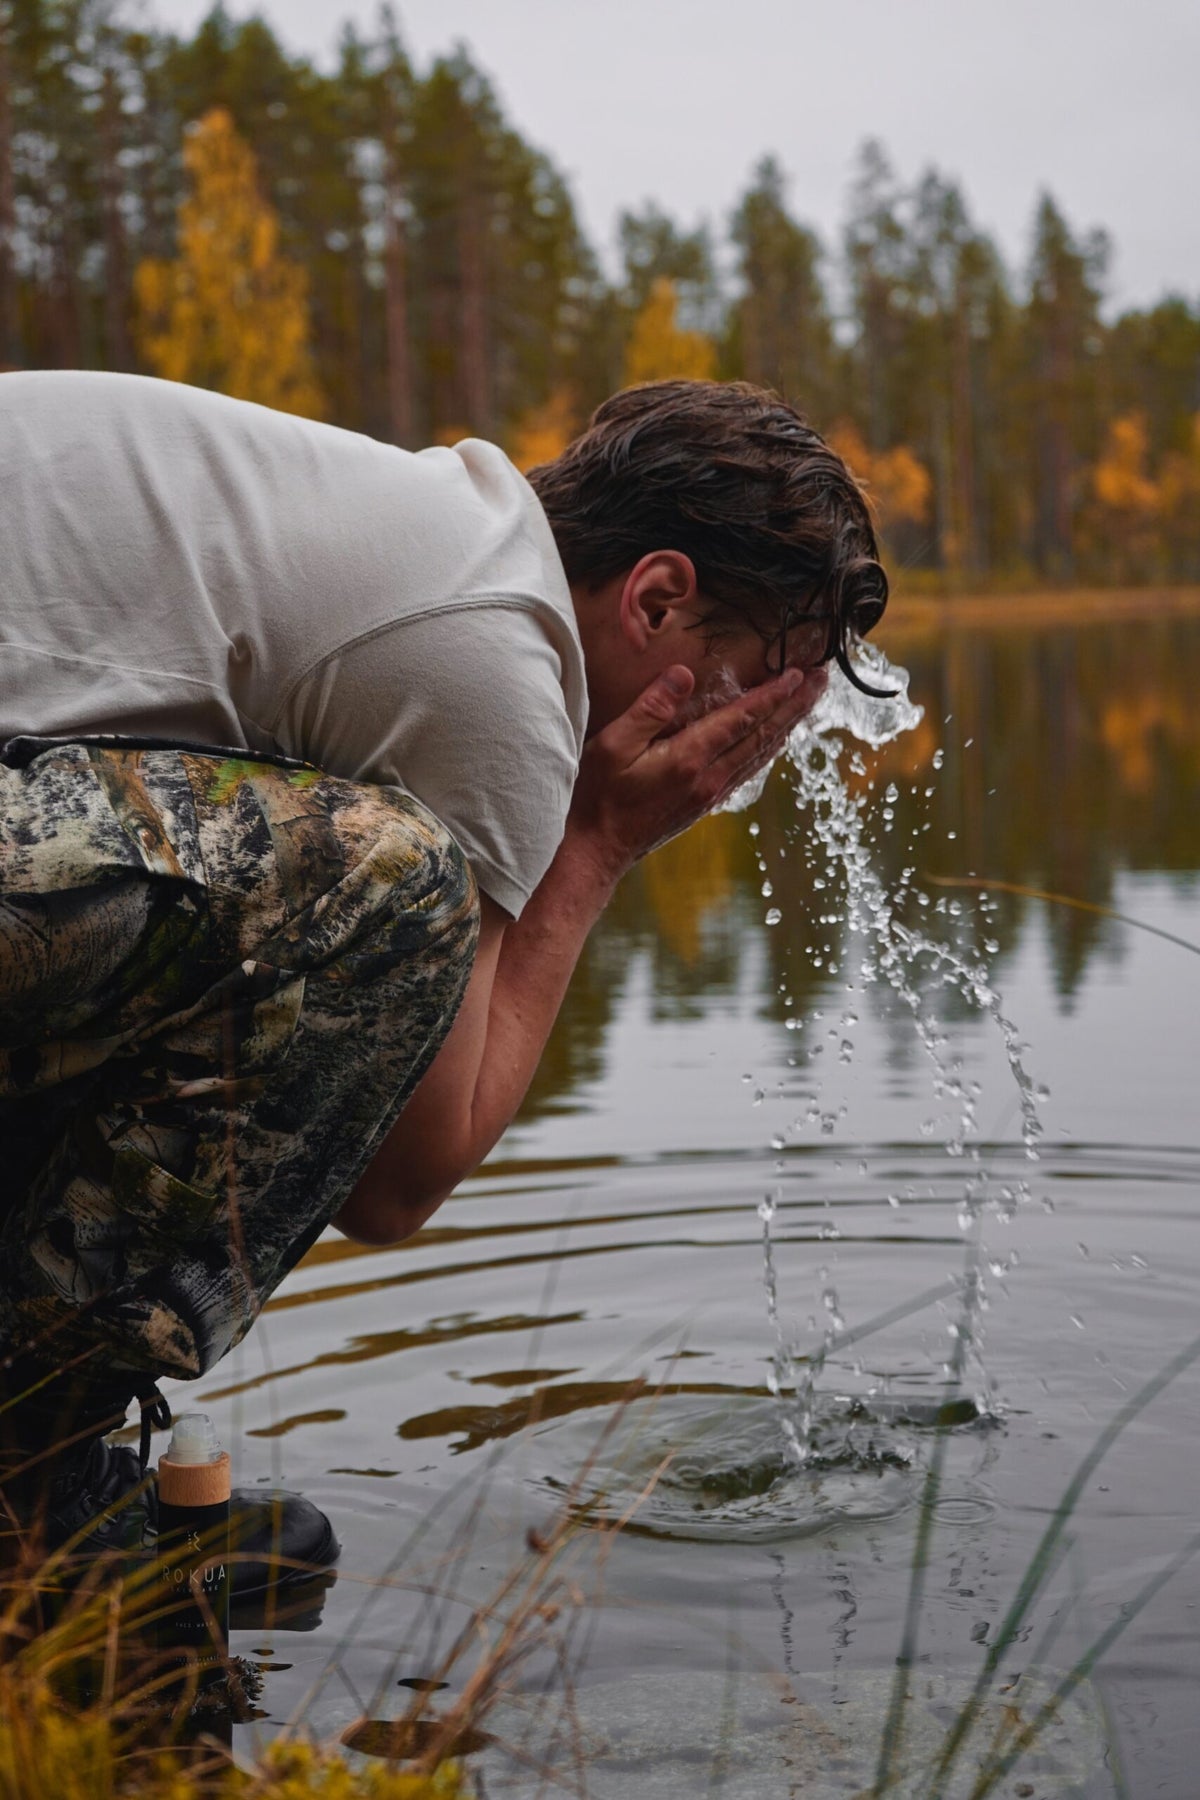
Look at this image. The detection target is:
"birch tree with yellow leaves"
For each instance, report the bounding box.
[825,421,933,543]
[134,107,324,418]
[623,278,716,387]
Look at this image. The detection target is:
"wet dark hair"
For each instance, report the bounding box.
[527,379,893,697]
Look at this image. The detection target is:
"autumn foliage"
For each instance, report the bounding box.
[825,422,933,534]
[623,278,718,387]
[1078,410,1200,584]
[134,108,324,418]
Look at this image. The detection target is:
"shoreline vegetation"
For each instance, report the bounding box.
[882,583,1200,635]
[0,3,1197,589]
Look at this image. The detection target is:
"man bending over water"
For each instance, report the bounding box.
[0,374,887,1588]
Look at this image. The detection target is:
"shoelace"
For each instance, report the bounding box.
[134,1379,173,1474]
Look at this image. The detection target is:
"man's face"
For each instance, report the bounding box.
[673,611,829,727]
[571,556,832,740]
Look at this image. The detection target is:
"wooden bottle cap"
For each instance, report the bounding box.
[158,1448,231,1508]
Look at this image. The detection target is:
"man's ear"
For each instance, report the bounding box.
[617,551,699,651]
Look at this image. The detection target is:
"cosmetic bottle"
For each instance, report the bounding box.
[156,1412,231,1659]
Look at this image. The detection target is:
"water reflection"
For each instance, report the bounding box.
[522,605,1200,1120]
[147,598,1200,1799]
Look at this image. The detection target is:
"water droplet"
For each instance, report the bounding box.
[765,907,782,926]
[932,748,945,770]
[761,879,774,898]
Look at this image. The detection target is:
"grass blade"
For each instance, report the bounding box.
[925,1329,1200,1798]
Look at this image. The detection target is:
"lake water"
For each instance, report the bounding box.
[182,595,1200,1798]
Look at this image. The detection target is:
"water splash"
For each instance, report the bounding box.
[720,639,926,816]
[748,639,1046,1467]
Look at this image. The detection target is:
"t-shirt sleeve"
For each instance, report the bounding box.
[272,600,581,918]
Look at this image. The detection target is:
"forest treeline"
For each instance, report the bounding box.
[2,0,1198,587]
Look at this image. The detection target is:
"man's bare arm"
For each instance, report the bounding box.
[333,662,813,1245]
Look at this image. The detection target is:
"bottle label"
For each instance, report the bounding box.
[157,1496,230,1652]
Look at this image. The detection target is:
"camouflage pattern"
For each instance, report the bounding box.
[0,741,479,1407]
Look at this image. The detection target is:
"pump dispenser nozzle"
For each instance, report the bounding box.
[166,1412,221,1465]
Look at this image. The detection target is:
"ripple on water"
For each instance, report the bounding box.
[536,1392,994,1544]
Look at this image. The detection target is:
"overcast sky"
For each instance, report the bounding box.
[151,0,1198,314]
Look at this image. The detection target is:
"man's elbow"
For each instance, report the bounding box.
[331,1177,454,1247]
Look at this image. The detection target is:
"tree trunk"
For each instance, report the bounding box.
[458,177,490,436]
[0,16,19,367]
[101,67,132,371]
[952,307,978,575]
[383,179,412,446]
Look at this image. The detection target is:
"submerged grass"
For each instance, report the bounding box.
[863,1287,1200,1798]
[852,867,1200,1795]
[0,1368,661,1800]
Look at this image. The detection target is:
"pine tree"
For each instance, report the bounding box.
[1026,193,1109,576]
[729,156,833,421]
[133,105,324,416]
[618,202,717,322]
[905,170,1006,575]
[844,140,908,451]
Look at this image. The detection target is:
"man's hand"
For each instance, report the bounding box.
[565,661,824,887]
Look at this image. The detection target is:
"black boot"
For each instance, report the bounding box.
[0,1372,339,1598]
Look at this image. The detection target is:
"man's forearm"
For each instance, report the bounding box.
[334,825,622,1243]
[468,825,621,1140]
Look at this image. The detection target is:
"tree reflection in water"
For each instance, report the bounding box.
[520,598,1200,1122]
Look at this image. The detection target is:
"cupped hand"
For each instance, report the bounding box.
[565,661,826,884]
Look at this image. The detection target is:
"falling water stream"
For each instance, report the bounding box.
[727,637,1048,1506]
[528,640,1053,1547]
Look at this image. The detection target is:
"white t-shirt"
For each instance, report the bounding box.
[0,371,588,916]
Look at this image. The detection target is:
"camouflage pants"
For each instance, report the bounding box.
[0,738,479,1411]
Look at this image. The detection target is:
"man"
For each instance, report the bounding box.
[0,371,887,1584]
